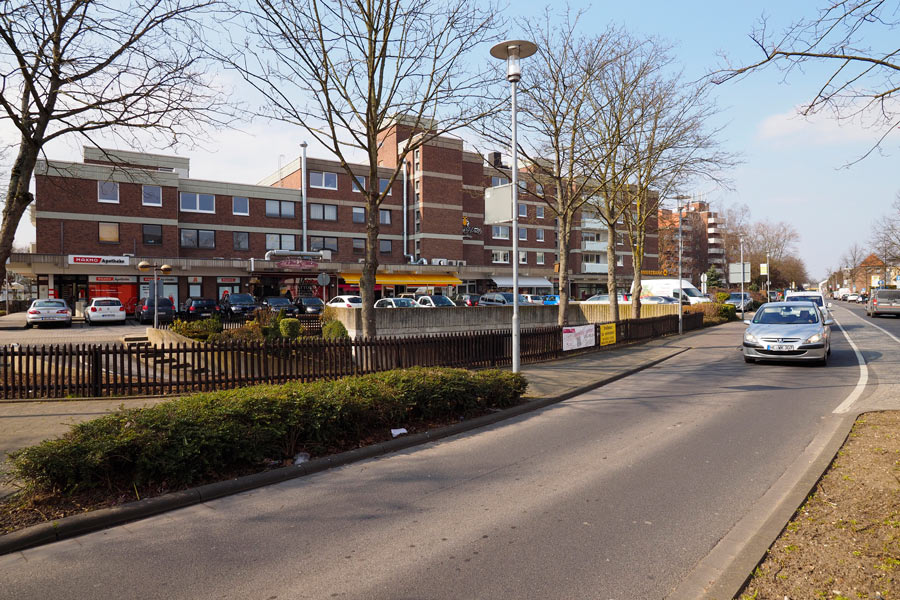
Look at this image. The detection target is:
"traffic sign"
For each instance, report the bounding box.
[317,273,331,286]
[700,273,708,283]
[728,262,751,284]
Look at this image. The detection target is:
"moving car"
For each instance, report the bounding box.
[220,293,259,317]
[416,295,456,308]
[784,291,832,318]
[136,297,176,325]
[867,288,900,317]
[479,292,528,306]
[261,296,299,316]
[742,301,833,366]
[180,297,220,320]
[25,299,72,328]
[295,296,325,315]
[326,295,362,308]
[374,297,417,308]
[84,297,126,326]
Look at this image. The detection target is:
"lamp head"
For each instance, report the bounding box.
[137,260,151,272]
[490,40,537,83]
[160,264,173,275]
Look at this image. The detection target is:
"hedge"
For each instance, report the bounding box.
[9,367,528,494]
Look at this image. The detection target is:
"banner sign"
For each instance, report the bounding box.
[88,275,137,283]
[562,324,596,352]
[139,276,177,283]
[68,255,130,266]
[277,259,318,270]
[600,323,617,346]
[217,277,240,284]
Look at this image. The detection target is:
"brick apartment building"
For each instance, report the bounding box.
[657,200,725,285]
[11,120,657,311]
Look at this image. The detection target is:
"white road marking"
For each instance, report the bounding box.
[840,307,900,344]
[832,314,868,414]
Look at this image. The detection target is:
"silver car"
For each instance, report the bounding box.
[867,288,900,317]
[742,301,833,366]
[25,299,72,328]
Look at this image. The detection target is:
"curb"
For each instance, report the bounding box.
[0,346,689,557]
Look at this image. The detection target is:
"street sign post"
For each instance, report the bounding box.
[728,263,751,284]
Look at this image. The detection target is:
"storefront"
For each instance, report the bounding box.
[88,275,139,313]
[338,272,462,298]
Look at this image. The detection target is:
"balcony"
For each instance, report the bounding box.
[708,236,723,245]
[581,217,606,230]
[582,263,609,274]
[707,216,720,225]
[709,247,724,255]
[709,256,726,264]
[707,227,720,235]
[583,240,608,252]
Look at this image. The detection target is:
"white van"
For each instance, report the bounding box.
[638,279,711,305]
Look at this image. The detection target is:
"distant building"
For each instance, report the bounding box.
[657,200,724,286]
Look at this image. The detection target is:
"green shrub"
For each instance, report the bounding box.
[279,318,302,339]
[322,319,349,340]
[207,321,264,344]
[716,292,730,303]
[717,303,737,321]
[8,368,528,494]
[170,316,223,341]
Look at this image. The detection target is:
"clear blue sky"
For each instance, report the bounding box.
[16,1,897,281]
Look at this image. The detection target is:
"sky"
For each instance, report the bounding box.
[9,1,898,282]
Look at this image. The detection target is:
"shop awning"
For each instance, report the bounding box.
[492,276,554,288]
[339,273,462,286]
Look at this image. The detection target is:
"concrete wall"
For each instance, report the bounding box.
[328,303,678,338]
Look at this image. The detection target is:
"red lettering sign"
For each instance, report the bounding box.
[72,256,102,264]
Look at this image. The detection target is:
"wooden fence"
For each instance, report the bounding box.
[0,313,702,400]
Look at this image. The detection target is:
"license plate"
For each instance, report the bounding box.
[768,344,793,351]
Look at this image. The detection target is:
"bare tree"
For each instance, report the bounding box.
[478,9,621,325]
[224,0,500,338]
[840,242,868,290]
[0,0,228,286]
[713,1,900,160]
[721,202,752,265]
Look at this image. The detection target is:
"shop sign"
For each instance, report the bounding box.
[641,269,668,277]
[277,259,318,270]
[68,254,130,266]
[462,216,482,238]
[599,323,617,346]
[562,324,595,352]
[88,275,137,283]
[139,276,178,283]
[187,276,202,283]
[217,277,240,284]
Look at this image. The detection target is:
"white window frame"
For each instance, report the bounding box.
[492,225,509,240]
[518,204,527,218]
[536,184,544,196]
[491,250,510,264]
[519,251,528,265]
[310,170,338,190]
[379,239,392,254]
[352,207,366,224]
[536,252,545,265]
[233,231,250,250]
[310,203,338,221]
[379,178,392,195]
[180,192,216,214]
[232,196,250,216]
[536,229,545,242]
[141,185,162,207]
[98,181,119,204]
[352,175,365,193]
[519,227,527,241]
[616,254,624,267]
[379,209,392,225]
[491,176,509,187]
[98,221,119,243]
[536,206,544,219]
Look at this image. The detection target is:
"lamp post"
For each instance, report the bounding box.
[673,195,690,335]
[491,39,537,374]
[137,260,172,328]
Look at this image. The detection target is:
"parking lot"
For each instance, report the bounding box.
[0,313,147,346]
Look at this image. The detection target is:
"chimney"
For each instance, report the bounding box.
[489,151,504,168]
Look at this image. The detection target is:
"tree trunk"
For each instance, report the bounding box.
[0,142,40,287]
[606,222,619,322]
[557,214,571,327]
[631,249,643,319]
[359,190,380,339]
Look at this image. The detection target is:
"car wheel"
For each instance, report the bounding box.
[24,322,32,329]
[743,356,754,363]
[85,317,91,326]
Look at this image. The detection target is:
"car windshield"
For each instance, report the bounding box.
[336,297,362,304]
[753,306,820,325]
[266,297,291,305]
[145,298,173,307]
[431,296,454,306]
[394,298,415,307]
[194,299,216,307]
[34,300,67,308]
[300,297,324,305]
[728,293,749,300]
[682,287,703,297]
[786,295,824,307]
[876,290,900,300]
[229,294,255,304]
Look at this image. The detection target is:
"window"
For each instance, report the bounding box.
[266,200,294,218]
[379,178,392,195]
[98,222,119,244]
[98,181,119,204]
[518,204,527,218]
[415,211,421,233]
[310,236,338,252]
[536,206,544,219]
[583,253,607,264]
[142,185,162,207]
[617,232,625,246]
[519,251,528,265]
[583,231,597,242]
[310,203,337,221]
[180,192,215,213]
[352,207,366,224]
[379,209,391,225]
[352,238,365,254]
[491,176,509,187]
[536,229,545,242]
[352,176,365,192]
[536,184,544,196]
[233,196,249,216]
[233,231,249,250]
[519,227,527,241]
[616,254,624,267]
[492,225,509,240]
[379,239,392,254]
[266,233,295,251]
[310,170,338,190]
[181,229,215,249]
[536,252,545,265]
[142,224,162,245]
[491,250,510,264]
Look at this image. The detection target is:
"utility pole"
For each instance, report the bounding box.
[740,238,745,320]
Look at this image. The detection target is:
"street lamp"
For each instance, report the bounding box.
[137,260,172,329]
[673,195,691,335]
[491,39,537,374]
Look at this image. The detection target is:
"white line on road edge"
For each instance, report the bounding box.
[840,307,900,344]
[832,315,868,415]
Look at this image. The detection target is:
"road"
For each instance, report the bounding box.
[0,312,145,346]
[3,307,899,600]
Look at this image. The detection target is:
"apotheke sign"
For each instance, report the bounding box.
[68,255,130,266]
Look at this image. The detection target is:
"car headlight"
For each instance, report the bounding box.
[744,331,758,344]
[804,332,823,344]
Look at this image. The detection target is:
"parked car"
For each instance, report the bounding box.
[583,293,631,304]
[522,294,546,305]
[220,293,259,317]
[542,295,560,305]
[479,292,528,306]
[416,295,456,308]
[374,297,417,308]
[451,293,480,307]
[856,293,868,304]
[84,297,126,326]
[136,296,176,325]
[25,299,72,328]
[846,293,859,302]
[742,301,832,366]
[295,296,325,315]
[261,296,299,316]
[724,292,754,311]
[180,297,220,320]
[867,288,900,317]
[640,295,679,305]
[326,295,362,308]
[840,293,850,301]
[640,279,710,305]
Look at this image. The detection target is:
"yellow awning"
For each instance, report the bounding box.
[340,273,462,286]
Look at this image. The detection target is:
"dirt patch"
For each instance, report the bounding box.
[737,411,900,600]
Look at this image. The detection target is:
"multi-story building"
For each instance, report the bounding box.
[12,120,656,310]
[657,200,725,286]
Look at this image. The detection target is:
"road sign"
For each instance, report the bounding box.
[700,273,708,283]
[317,273,331,286]
[484,184,513,224]
[760,263,768,276]
[728,262,751,284]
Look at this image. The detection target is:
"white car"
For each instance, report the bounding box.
[847,293,859,302]
[84,297,127,325]
[416,295,456,308]
[25,299,72,328]
[326,295,362,308]
[522,294,546,305]
[374,298,416,308]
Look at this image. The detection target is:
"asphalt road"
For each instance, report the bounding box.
[0,312,145,346]
[0,318,883,600]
